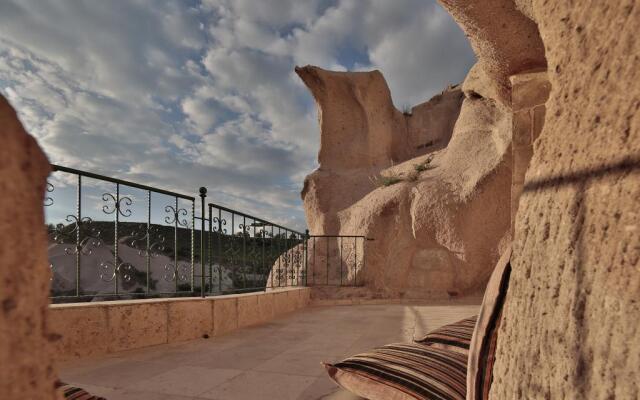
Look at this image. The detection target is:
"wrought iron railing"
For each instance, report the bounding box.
[45,164,370,303]
[306,235,370,286]
[201,203,307,295]
[46,165,197,302]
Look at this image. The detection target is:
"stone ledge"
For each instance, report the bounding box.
[49,287,311,362]
[310,295,484,307]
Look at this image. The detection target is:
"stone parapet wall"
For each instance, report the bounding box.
[49,288,311,362]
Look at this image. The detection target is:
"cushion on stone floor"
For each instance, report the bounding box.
[414,315,478,354]
[466,246,511,400]
[55,380,106,400]
[325,343,467,400]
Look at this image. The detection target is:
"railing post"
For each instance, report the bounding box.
[304,229,309,286]
[75,175,81,298]
[199,187,207,298]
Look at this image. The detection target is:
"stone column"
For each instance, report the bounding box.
[509,71,550,233]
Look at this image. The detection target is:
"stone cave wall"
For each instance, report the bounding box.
[488,1,640,398]
[436,0,639,398]
[299,0,640,396]
[1,0,637,398]
[296,63,514,300]
[0,97,59,399]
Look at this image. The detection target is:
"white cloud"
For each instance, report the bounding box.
[0,0,474,232]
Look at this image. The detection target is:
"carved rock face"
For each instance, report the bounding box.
[485,2,640,399]
[437,0,547,104]
[296,63,512,299]
[438,1,640,398]
[0,95,57,399]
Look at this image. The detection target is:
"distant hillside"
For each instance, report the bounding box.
[47,221,305,302]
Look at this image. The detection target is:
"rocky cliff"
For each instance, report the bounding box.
[293,0,640,398]
[296,64,513,299]
[298,1,640,394]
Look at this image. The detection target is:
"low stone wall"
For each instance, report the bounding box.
[49,287,310,361]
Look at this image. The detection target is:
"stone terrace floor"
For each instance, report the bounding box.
[59,302,480,400]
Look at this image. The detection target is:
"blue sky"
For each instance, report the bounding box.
[0,0,474,231]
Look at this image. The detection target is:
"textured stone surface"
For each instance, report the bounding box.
[299,287,311,308]
[0,95,58,399]
[508,71,550,234]
[407,87,464,156]
[274,290,296,315]
[295,63,513,300]
[237,294,261,328]
[488,1,640,399]
[213,297,238,337]
[510,71,551,111]
[49,305,109,361]
[437,0,546,104]
[50,289,311,361]
[257,292,275,323]
[295,66,404,234]
[108,303,168,353]
[168,300,213,343]
[296,66,463,235]
[294,66,409,172]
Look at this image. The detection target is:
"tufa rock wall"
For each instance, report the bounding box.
[0,96,59,399]
[299,2,639,395]
[297,64,513,299]
[509,71,551,233]
[437,0,640,397]
[296,66,464,236]
[488,1,640,398]
[437,0,546,104]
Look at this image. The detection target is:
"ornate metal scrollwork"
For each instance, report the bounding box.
[163,263,189,282]
[212,217,227,233]
[52,215,102,255]
[44,182,54,206]
[223,236,241,265]
[256,228,273,239]
[99,260,135,282]
[291,248,302,280]
[275,249,290,284]
[238,223,250,237]
[129,225,166,257]
[102,193,133,217]
[164,204,189,227]
[281,251,291,266]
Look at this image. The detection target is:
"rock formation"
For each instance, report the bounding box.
[298,0,640,395]
[1,0,638,398]
[438,0,546,104]
[296,64,513,299]
[438,0,639,398]
[0,96,59,399]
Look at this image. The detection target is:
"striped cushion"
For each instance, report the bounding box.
[415,316,478,353]
[325,343,467,400]
[55,381,106,400]
[467,247,511,400]
[480,308,503,400]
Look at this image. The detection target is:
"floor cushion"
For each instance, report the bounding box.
[414,315,478,354]
[325,343,467,400]
[55,381,106,400]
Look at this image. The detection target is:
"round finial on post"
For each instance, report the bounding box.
[199,187,207,197]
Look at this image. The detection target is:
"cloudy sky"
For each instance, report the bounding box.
[0,0,474,231]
